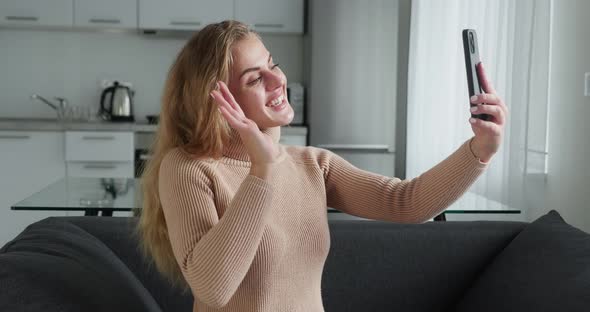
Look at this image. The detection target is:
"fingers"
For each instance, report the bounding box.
[477,62,497,94]
[470,104,506,125]
[211,90,245,127]
[469,117,503,136]
[470,93,509,116]
[218,104,242,127]
[217,81,243,115]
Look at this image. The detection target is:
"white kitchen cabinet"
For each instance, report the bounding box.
[0,0,74,27]
[66,162,134,178]
[139,0,234,31]
[65,131,134,178]
[65,131,134,162]
[74,0,137,29]
[235,0,304,34]
[0,131,67,246]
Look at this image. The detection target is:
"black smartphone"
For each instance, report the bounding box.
[462,29,491,121]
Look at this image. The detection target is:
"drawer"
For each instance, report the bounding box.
[67,161,134,178]
[66,131,133,162]
[0,0,74,27]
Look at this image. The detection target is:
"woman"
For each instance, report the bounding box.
[138,20,507,311]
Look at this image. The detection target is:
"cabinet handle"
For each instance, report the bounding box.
[169,20,201,26]
[0,134,31,139]
[82,135,115,140]
[526,148,548,155]
[139,154,152,160]
[83,164,117,170]
[5,16,39,22]
[254,23,284,28]
[316,144,395,153]
[89,18,121,24]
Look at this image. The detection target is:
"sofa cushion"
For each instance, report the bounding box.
[454,210,590,312]
[0,217,162,312]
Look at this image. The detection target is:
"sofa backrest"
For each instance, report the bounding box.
[0,217,167,312]
[1,216,527,312]
[321,220,526,312]
[53,217,194,312]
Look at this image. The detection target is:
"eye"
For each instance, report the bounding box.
[247,76,262,86]
[246,64,280,86]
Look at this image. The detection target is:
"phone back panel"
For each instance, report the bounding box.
[462,29,491,121]
[462,29,482,98]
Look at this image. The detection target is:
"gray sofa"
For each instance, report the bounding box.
[0,210,588,312]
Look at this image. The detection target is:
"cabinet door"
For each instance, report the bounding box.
[0,0,73,27]
[67,161,134,178]
[308,0,397,153]
[65,131,134,162]
[0,131,66,246]
[139,0,234,31]
[235,0,304,34]
[74,0,137,29]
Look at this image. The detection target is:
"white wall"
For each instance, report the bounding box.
[0,29,303,121]
[541,0,590,232]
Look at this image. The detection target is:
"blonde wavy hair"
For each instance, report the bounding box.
[136,20,256,289]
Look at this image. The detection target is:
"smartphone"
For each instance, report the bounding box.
[462,29,491,121]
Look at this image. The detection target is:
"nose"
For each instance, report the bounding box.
[265,70,284,91]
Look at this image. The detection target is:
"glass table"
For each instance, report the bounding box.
[11,177,140,216]
[12,177,521,220]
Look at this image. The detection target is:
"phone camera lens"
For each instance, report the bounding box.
[469,34,475,53]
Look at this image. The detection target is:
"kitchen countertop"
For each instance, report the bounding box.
[0,118,308,135]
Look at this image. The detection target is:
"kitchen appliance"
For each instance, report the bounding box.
[309,1,398,177]
[100,81,135,122]
[287,83,305,125]
[146,114,159,124]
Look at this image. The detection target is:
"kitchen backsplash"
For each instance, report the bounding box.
[0,28,304,121]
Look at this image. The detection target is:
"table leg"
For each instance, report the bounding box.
[85,210,99,216]
[434,213,446,221]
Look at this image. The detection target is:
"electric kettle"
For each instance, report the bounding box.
[100,81,135,122]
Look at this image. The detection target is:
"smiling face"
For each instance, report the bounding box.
[227,34,294,129]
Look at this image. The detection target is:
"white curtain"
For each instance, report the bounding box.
[406,0,551,217]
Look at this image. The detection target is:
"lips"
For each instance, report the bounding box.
[266,92,285,107]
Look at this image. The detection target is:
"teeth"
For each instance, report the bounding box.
[269,95,284,107]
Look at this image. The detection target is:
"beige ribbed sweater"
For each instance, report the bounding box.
[158,127,488,312]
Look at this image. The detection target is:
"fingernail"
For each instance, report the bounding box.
[470,106,478,112]
[469,118,476,124]
[210,93,215,99]
[470,95,478,102]
[216,82,220,90]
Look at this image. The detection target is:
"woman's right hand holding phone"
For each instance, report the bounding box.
[468,63,509,163]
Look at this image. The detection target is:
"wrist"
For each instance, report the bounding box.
[469,137,492,163]
[249,164,272,180]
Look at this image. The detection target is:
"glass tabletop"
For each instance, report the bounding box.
[11,177,140,215]
[12,177,521,219]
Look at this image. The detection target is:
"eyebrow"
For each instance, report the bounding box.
[239,54,272,79]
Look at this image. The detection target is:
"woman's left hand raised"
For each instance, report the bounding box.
[468,62,509,163]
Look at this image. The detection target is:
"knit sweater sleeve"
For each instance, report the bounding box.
[319,138,488,223]
[158,151,274,309]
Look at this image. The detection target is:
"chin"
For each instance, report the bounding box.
[278,106,295,126]
[261,105,295,128]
